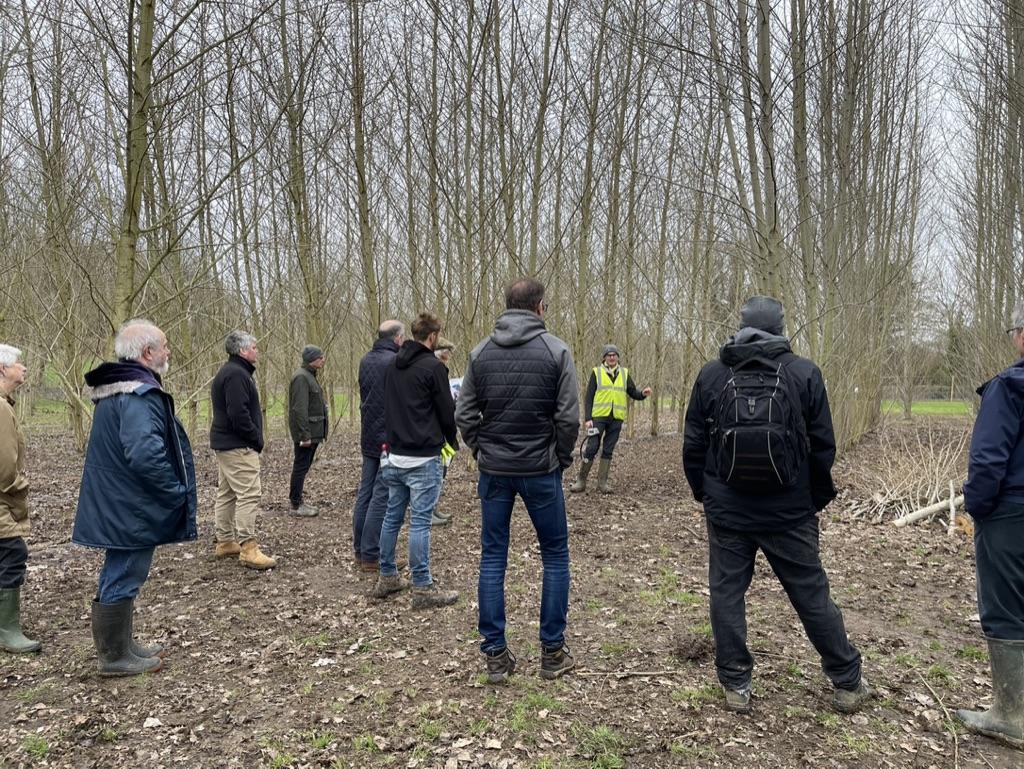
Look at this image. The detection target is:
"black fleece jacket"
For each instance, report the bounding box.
[210,355,264,453]
[384,341,458,457]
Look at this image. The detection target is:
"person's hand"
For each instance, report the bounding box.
[585,420,593,429]
[642,387,653,397]
[299,439,312,447]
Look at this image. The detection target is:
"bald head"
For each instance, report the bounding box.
[378,320,404,342]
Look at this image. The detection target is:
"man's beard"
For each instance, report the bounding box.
[151,359,170,377]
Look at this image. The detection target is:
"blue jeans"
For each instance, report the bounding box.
[97,547,155,604]
[352,456,388,562]
[478,470,570,653]
[379,459,443,586]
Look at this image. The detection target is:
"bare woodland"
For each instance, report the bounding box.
[0,0,1017,448]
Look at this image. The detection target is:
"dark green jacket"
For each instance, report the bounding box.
[289,366,327,443]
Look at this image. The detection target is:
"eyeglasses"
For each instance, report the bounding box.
[541,301,549,312]
[1007,327,1022,338]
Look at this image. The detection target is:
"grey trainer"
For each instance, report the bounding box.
[370,574,409,600]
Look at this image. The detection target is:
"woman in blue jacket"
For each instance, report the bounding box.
[73,320,197,677]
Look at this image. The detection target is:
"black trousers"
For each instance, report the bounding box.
[975,503,1024,640]
[0,537,28,589]
[583,417,623,460]
[706,516,861,691]
[289,443,319,508]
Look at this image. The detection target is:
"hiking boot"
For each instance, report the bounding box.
[540,644,575,680]
[411,582,459,610]
[833,679,871,714]
[430,510,452,526]
[723,684,752,713]
[91,599,162,677]
[957,639,1024,747]
[356,558,379,573]
[289,503,318,518]
[214,541,241,558]
[239,540,277,570]
[570,459,592,493]
[596,458,613,494]
[485,647,517,684]
[0,587,41,654]
[371,574,409,599]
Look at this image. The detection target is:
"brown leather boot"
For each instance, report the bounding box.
[215,541,241,558]
[239,540,277,570]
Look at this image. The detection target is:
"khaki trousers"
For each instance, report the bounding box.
[214,448,262,543]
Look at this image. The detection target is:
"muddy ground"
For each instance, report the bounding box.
[0,416,1018,769]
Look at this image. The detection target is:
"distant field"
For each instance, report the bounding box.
[881,399,972,417]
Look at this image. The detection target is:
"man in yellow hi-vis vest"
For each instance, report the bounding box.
[570,345,652,494]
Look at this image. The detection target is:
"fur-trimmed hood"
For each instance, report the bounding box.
[84,361,162,402]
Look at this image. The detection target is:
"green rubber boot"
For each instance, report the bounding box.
[570,459,592,493]
[596,458,613,494]
[956,638,1024,749]
[0,587,41,654]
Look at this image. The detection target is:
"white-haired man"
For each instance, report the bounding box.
[0,344,41,654]
[73,319,198,676]
[210,330,276,569]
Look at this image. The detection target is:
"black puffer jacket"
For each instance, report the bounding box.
[384,341,458,457]
[456,310,580,477]
[358,338,399,458]
[210,355,264,453]
[682,328,837,531]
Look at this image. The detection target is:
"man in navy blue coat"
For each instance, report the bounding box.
[73,319,197,677]
[958,309,1024,747]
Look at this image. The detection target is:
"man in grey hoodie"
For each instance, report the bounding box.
[682,296,868,715]
[456,278,580,684]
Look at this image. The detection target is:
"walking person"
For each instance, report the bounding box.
[570,344,651,494]
[210,330,276,570]
[372,313,460,609]
[0,344,41,654]
[682,296,869,714]
[353,320,404,572]
[288,345,327,517]
[73,320,197,675]
[957,306,1024,748]
[456,278,580,683]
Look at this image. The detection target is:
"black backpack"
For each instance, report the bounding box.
[714,355,808,491]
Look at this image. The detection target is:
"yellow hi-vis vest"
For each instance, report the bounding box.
[592,366,628,420]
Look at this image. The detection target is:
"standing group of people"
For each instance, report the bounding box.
[1,284,1022,750]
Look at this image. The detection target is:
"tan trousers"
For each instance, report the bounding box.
[214,448,262,543]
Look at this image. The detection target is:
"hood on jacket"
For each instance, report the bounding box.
[719,327,792,367]
[396,340,436,370]
[491,310,547,348]
[84,361,162,401]
[978,357,1024,397]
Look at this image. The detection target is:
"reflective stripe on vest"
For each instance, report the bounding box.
[593,366,628,420]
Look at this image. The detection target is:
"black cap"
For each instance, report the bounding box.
[740,296,785,335]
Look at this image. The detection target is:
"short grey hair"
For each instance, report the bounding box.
[225,330,257,356]
[378,320,404,341]
[0,344,22,367]
[114,319,164,361]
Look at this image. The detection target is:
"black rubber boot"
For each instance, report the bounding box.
[92,599,162,677]
[0,587,41,654]
[128,600,163,658]
[957,638,1024,749]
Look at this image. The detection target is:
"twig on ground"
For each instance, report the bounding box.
[576,670,682,678]
[916,670,960,769]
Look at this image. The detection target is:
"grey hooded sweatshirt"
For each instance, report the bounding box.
[456,310,580,477]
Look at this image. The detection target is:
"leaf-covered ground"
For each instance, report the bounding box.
[1,418,1019,768]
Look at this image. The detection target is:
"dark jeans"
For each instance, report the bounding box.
[0,537,28,589]
[706,516,861,691]
[352,456,388,562]
[97,547,155,604]
[289,442,319,508]
[478,470,570,653]
[583,417,622,460]
[975,503,1024,640]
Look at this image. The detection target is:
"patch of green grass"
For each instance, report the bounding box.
[98,726,118,743]
[834,731,872,754]
[14,684,58,704]
[469,718,490,736]
[817,712,842,729]
[575,725,626,769]
[352,734,380,753]
[21,734,50,758]
[297,631,332,648]
[957,644,988,662]
[784,704,814,719]
[669,740,716,759]
[786,662,803,678]
[689,621,713,638]
[670,683,719,707]
[267,753,295,769]
[509,691,563,733]
[882,399,972,417]
[304,730,335,750]
[894,652,922,670]
[418,719,443,742]
[927,640,944,652]
[927,664,954,685]
[600,640,629,656]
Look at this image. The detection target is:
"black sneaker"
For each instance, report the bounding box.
[540,644,575,680]
[485,647,517,684]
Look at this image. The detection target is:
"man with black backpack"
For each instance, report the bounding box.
[682,296,869,715]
